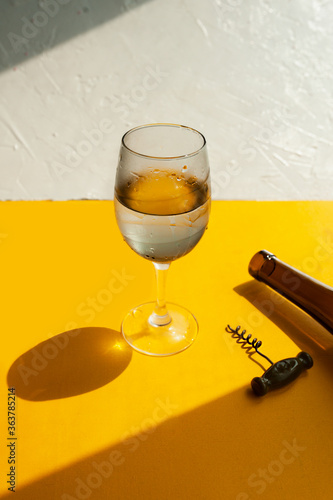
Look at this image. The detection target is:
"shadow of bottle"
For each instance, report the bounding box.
[7,327,132,401]
[234,280,333,377]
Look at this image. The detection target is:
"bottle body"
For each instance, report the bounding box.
[248,250,333,334]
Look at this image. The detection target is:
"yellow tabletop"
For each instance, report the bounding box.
[1,201,333,500]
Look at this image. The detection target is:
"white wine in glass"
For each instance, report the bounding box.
[114,123,211,356]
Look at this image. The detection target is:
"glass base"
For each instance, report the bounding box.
[121,302,198,356]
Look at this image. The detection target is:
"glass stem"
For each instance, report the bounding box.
[149,262,172,327]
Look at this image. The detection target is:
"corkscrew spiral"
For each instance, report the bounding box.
[225,324,313,396]
[225,325,273,365]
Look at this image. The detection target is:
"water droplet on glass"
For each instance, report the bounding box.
[187,176,197,185]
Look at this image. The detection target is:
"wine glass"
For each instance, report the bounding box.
[114,123,211,356]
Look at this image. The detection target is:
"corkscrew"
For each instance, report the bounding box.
[225,325,313,396]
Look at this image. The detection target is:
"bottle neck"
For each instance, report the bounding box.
[249,250,333,334]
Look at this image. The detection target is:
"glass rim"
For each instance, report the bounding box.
[121,123,207,160]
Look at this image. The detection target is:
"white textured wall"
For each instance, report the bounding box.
[0,0,332,200]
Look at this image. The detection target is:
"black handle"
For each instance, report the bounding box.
[251,352,313,396]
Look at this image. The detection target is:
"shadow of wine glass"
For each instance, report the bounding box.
[7,327,132,401]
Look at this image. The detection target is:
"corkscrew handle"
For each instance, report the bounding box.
[251,352,313,396]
